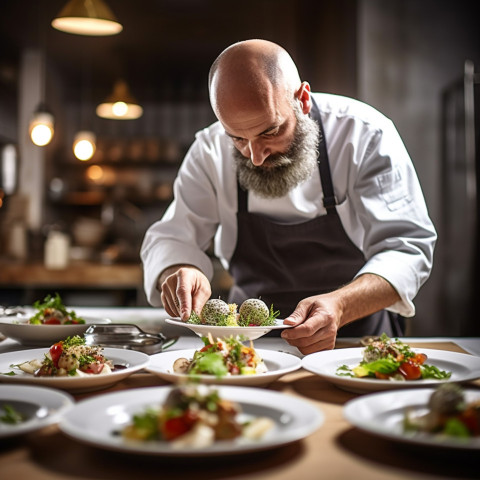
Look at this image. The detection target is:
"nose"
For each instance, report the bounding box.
[248,139,270,166]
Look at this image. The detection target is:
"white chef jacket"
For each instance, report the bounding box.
[141,93,437,317]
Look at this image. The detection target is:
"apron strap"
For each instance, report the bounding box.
[310,98,337,214]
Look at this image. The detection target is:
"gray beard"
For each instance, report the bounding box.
[232,104,320,199]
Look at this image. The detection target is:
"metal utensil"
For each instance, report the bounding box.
[84,324,178,355]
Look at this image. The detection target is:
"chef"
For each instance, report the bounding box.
[141,39,436,354]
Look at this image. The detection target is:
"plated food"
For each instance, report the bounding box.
[0,385,74,438]
[15,335,114,378]
[343,386,480,450]
[0,343,149,393]
[121,384,275,449]
[0,313,111,347]
[59,385,324,456]
[147,347,301,386]
[189,298,279,327]
[404,384,480,439]
[28,293,85,325]
[302,345,480,393]
[172,334,267,377]
[336,334,451,381]
[165,313,292,341]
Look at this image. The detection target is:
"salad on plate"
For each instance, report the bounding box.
[405,383,480,439]
[28,293,85,325]
[172,334,267,378]
[336,333,452,381]
[120,384,274,449]
[13,335,114,378]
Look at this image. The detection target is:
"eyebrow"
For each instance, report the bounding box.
[225,124,279,140]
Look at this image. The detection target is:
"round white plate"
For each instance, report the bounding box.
[0,348,150,393]
[146,348,301,386]
[0,315,111,346]
[301,348,480,393]
[344,388,480,450]
[165,318,292,341]
[0,384,74,438]
[59,385,324,456]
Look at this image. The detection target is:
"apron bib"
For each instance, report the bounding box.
[228,99,403,337]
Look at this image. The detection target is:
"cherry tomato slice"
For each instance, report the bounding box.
[398,361,422,380]
[412,353,427,365]
[44,317,61,325]
[162,416,191,440]
[49,342,63,368]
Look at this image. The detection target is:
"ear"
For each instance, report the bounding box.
[295,82,312,114]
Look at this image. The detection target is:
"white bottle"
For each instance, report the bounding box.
[44,231,70,270]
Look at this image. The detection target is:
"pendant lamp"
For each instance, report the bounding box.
[96,79,143,120]
[29,103,54,147]
[73,130,96,160]
[51,0,123,36]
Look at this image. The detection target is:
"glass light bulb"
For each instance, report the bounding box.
[73,131,96,161]
[31,124,54,146]
[112,101,128,117]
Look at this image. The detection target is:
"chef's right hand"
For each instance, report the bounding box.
[158,265,211,321]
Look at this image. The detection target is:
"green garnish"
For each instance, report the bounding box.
[420,364,452,380]
[189,352,229,378]
[0,404,25,424]
[29,293,85,325]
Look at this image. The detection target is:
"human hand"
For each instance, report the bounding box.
[281,294,343,354]
[159,266,211,321]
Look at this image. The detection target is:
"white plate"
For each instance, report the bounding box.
[0,384,74,438]
[344,388,480,450]
[0,348,150,393]
[0,315,111,346]
[301,348,480,393]
[59,385,324,456]
[165,318,292,341]
[146,348,301,386]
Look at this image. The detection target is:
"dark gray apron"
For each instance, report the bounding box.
[228,99,404,337]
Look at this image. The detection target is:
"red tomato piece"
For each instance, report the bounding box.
[49,342,63,368]
[375,371,391,380]
[44,317,61,325]
[162,416,192,440]
[398,361,422,380]
[413,353,427,365]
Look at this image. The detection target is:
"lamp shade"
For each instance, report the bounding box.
[73,130,96,160]
[96,80,143,120]
[51,0,123,36]
[29,105,54,146]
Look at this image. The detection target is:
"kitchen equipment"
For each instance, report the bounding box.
[84,324,177,354]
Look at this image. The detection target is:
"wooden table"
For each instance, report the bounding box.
[0,337,479,480]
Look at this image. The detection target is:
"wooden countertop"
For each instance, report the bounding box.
[0,261,143,288]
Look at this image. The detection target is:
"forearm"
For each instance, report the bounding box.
[331,273,401,328]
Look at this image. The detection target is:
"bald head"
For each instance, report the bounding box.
[208,40,302,120]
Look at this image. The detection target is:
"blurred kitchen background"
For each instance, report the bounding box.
[0,0,479,336]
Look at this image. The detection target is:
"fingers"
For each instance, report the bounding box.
[159,266,212,321]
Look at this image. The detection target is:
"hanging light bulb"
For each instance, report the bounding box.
[73,130,96,160]
[51,0,123,36]
[96,79,143,120]
[29,104,54,146]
